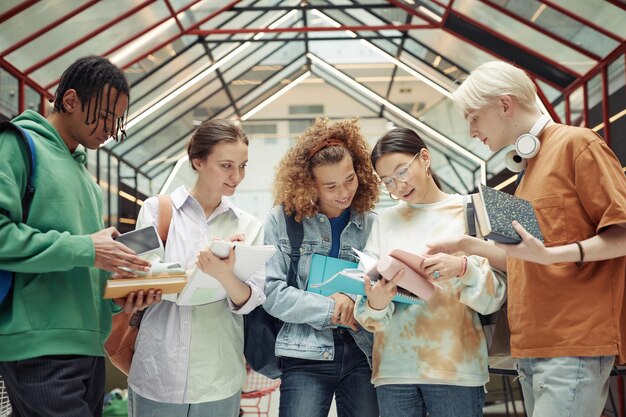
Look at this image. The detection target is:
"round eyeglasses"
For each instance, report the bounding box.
[379,152,419,192]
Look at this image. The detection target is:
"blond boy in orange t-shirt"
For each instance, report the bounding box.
[427,60,626,417]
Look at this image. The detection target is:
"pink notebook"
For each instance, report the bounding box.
[377,249,435,300]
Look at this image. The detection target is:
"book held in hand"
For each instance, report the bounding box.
[103,262,187,299]
[175,242,276,306]
[472,184,544,244]
[306,250,434,305]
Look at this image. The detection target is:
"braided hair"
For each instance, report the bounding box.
[52,55,130,142]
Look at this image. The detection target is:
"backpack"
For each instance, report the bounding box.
[104,195,173,375]
[243,210,303,379]
[0,121,37,305]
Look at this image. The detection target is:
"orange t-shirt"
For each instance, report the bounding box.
[508,124,626,364]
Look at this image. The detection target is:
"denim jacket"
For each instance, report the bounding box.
[263,205,376,364]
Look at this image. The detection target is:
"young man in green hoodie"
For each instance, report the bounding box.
[0,56,160,417]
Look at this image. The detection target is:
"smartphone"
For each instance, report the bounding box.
[114,225,162,256]
[210,240,235,259]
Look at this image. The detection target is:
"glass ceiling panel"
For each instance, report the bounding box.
[8,1,172,86]
[408,27,497,78]
[218,40,301,75]
[176,0,241,29]
[453,0,594,75]
[238,66,310,117]
[0,1,23,15]
[0,0,95,51]
[557,0,625,37]
[128,44,208,112]
[223,56,309,118]
[493,0,618,58]
[121,74,223,153]
[536,80,562,106]
[222,42,304,101]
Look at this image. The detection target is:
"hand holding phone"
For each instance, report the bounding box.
[114,225,162,256]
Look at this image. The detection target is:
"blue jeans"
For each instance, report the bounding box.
[279,328,378,417]
[127,388,241,417]
[376,384,485,417]
[516,356,614,417]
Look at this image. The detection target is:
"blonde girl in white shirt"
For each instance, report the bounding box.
[127,119,265,417]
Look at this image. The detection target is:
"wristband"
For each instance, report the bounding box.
[458,256,468,277]
[575,241,584,267]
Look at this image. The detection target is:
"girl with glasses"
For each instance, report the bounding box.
[354,127,506,417]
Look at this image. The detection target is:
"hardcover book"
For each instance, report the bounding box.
[472,184,544,244]
[103,262,187,299]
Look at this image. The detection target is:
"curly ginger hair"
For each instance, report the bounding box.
[273,118,379,221]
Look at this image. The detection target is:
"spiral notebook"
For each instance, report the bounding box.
[307,253,423,305]
[176,243,276,306]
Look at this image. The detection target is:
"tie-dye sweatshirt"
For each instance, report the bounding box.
[354,194,506,387]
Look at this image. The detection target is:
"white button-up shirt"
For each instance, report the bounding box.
[127,185,266,404]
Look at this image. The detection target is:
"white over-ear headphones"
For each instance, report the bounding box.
[505,114,551,172]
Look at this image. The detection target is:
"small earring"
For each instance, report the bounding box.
[426,167,431,179]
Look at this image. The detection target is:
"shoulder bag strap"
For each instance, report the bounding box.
[156,194,173,246]
[283,209,304,289]
[0,121,37,223]
[130,194,172,328]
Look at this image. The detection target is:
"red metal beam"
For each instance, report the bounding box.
[0,0,38,23]
[601,65,610,145]
[18,79,25,114]
[479,0,602,61]
[582,81,589,128]
[163,0,184,33]
[564,93,571,125]
[0,57,51,99]
[23,0,158,75]
[538,0,623,42]
[440,0,456,28]
[187,23,435,35]
[532,77,561,123]
[1,0,101,58]
[120,0,242,71]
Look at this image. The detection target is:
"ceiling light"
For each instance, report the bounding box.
[417,6,442,22]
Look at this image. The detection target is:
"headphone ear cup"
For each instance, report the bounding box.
[505,149,527,173]
[515,133,541,159]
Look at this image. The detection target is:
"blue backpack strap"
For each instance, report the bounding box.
[0,121,37,305]
[0,121,37,223]
[283,208,304,289]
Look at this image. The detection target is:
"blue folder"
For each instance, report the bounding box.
[307,253,422,305]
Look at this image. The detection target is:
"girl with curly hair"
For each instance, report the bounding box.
[262,118,379,417]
